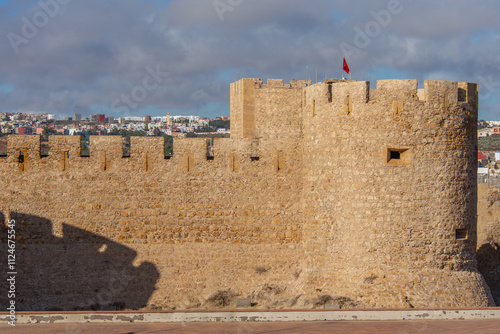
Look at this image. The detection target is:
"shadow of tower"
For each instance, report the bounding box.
[477,243,500,306]
[0,211,160,311]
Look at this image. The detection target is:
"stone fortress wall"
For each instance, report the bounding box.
[477,183,500,305]
[0,77,494,311]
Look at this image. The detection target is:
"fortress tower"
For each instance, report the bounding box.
[0,78,494,310]
[230,78,492,307]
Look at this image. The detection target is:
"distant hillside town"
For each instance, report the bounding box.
[477,120,500,185]
[0,112,230,137]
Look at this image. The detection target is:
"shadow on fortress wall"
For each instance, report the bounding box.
[0,211,159,311]
[477,243,500,306]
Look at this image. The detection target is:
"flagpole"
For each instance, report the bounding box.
[342,57,344,80]
[343,57,350,80]
[342,57,345,80]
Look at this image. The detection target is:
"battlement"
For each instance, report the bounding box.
[315,78,477,105]
[233,78,477,103]
[0,135,300,176]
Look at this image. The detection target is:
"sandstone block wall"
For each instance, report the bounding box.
[0,78,493,311]
[0,133,305,310]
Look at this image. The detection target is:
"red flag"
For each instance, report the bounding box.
[343,57,350,74]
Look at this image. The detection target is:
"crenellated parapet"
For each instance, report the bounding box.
[0,135,297,177]
[314,79,476,107]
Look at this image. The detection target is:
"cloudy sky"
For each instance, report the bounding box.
[0,0,499,119]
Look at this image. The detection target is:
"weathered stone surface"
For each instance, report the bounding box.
[0,78,491,311]
[477,183,500,305]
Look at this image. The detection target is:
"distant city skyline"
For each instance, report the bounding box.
[1,111,226,121]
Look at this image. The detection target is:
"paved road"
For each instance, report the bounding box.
[2,320,500,334]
